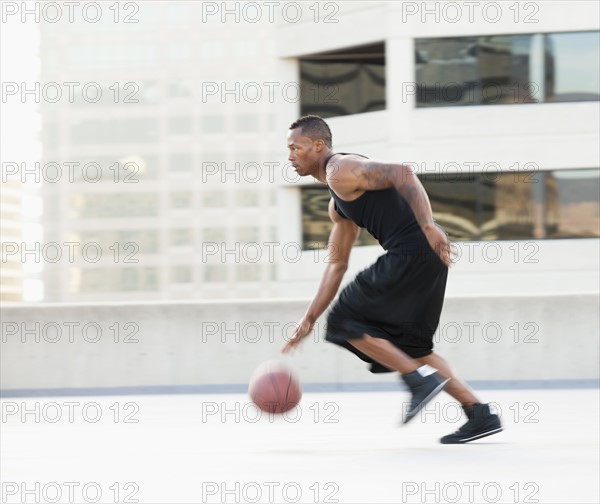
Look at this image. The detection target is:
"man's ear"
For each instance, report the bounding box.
[314,139,325,152]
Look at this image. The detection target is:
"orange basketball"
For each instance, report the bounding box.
[248,361,302,414]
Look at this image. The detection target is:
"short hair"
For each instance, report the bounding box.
[289,115,332,148]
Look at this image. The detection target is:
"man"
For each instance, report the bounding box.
[281,115,502,444]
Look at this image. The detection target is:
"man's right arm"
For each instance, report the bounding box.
[282,198,360,353]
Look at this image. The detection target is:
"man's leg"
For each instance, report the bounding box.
[416,352,503,443]
[415,352,478,405]
[348,334,449,423]
[346,334,418,374]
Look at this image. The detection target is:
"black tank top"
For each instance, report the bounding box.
[324,153,430,253]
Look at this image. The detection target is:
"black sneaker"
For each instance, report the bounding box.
[441,403,503,444]
[401,370,450,424]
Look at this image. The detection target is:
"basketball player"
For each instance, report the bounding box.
[281,115,502,444]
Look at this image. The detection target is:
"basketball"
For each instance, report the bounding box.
[248,361,302,414]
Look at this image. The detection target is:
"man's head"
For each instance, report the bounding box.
[287,115,332,179]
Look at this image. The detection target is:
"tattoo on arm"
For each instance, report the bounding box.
[399,183,419,204]
[352,162,396,189]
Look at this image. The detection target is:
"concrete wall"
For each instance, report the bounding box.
[2,294,598,393]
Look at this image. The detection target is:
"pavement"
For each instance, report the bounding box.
[1,388,598,503]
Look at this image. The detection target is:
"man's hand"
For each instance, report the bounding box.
[424,224,453,267]
[281,317,315,354]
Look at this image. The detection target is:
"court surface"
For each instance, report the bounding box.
[2,388,598,504]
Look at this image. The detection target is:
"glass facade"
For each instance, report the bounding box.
[70,193,159,218]
[300,43,385,118]
[168,117,192,135]
[415,31,600,107]
[171,266,193,283]
[301,168,600,247]
[71,118,160,144]
[77,267,159,292]
[168,153,194,172]
[416,35,535,106]
[170,229,194,246]
[73,230,159,255]
[545,32,600,102]
[300,186,378,250]
[298,32,599,115]
[237,264,261,282]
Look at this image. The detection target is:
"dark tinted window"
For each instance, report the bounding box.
[300,43,385,118]
[416,32,599,107]
[301,169,600,247]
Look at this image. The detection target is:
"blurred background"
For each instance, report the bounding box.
[1,1,599,392]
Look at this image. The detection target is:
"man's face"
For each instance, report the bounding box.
[287,128,321,177]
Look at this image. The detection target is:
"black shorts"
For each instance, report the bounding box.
[325,250,448,373]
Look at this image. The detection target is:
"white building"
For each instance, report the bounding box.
[38,1,283,301]
[0,180,24,302]
[35,1,598,302]
[274,0,600,298]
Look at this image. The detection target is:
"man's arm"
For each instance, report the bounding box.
[327,158,452,266]
[282,198,360,353]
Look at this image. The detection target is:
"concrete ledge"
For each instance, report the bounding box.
[2,294,599,392]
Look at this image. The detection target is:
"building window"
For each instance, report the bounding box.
[71,118,159,144]
[237,227,260,243]
[301,168,600,247]
[545,32,600,102]
[141,81,160,104]
[170,192,193,209]
[169,117,192,135]
[168,153,193,172]
[235,115,258,132]
[171,229,193,246]
[415,31,600,107]
[73,230,159,255]
[136,155,160,179]
[300,186,378,250]
[69,45,157,69]
[300,42,385,118]
[202,116,225,133]
[171,265,193,283]
[71,193,159,218]
[78,267,159,292]
[204,264,227,282]
[70,156,158,182]
[422,169,600,240]
[420,172,482,240]
[545,170,600,238]
[203,228,227,243]
[203,191,226,207]
[237,264,261,282]
[169,80,192,97]
[235,190,259,207]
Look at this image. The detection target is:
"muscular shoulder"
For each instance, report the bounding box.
[327,155,400,197]
[325,154,367,199]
